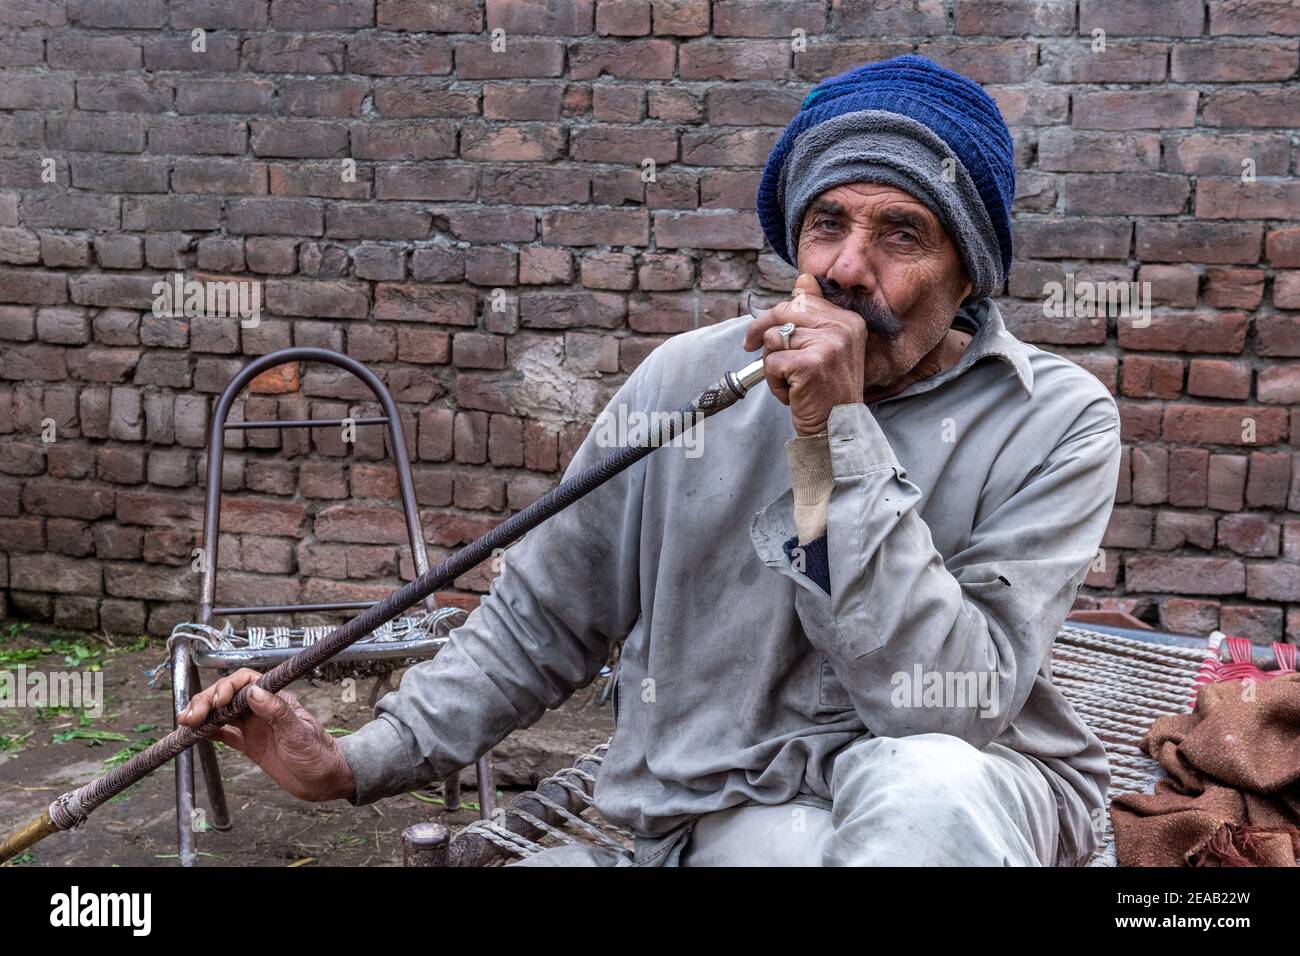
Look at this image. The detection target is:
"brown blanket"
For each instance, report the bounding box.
[1111,671,1300,867]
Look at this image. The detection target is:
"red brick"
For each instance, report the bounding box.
[650,0,708,35]
[713,0,826,37]
[1126,556,1245,596]
[523,420,560,471]
[1218,513,1280,557]
[10,553,101,594]
[1275,272,1300,309]
[1257,314,1300,357]
[1102,507,1152,549]
[1120,403,1163,442]
[1168,448,1209,507]
[489,414,525,467]
[1136,222,1262,264]
[1118,312,1247,354]
[1245,451,1292,507]
[1218,605,1283,642]
[1203,269,1265,309]
[597,0,651,35]
[1245,563,1300,602]
[1163,405,1288,446]
[1186,359,1251,399]
[1203,88,1300,127]
[1163,133,1292,177]
[315,505,409,544]
[453,410,488,464]
[1172,38,1299,82]
[1120,356,1183,399]
[1266,228,1300,267]
[1209,0,1300,36]
[1061,174,1189,216]
[1074,90,1198,129]
[1196,179,1300,221]
[957,0,1073,35]
[1155,510,1216,550]
[1257,364,1300,404]
[1160,597,1219,635]
[1207,454,1248,511]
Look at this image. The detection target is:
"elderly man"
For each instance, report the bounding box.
[181,55,1121,867]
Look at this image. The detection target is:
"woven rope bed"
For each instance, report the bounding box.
[432,623,1212,867]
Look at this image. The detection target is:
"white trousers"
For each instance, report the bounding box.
[511,733,1063,867]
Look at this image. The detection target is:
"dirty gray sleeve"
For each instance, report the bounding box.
[337,367,656,806]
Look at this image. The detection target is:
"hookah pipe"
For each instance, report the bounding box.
[0,356,769,863]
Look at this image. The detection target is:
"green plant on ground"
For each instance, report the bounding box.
[52,728,129,746]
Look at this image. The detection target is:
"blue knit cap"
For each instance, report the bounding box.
[757,55,1015,290]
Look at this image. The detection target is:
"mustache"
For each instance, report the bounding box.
[814,276,906,339]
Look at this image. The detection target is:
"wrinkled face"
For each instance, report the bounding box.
[794,182,973,389]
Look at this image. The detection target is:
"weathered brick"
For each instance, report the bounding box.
[1161,597,1219,635]
[1245,451,1292,508]
[1078,0,1203,35]
[1209,0,1300,36]
[1187,358,1251,399]
[1257,364,1300,405]
[1126,556,1245,596]
[1163,405,1288,446]
[1121,356,1183,399]
[1137,222,1262,264]
[1207,454,1248,511]
[1117,312,1247,354]
[10,553,101,594]
[1074,90,1199,129]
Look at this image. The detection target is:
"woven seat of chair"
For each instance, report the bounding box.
[444,624,1209,867]
[1052,625,1205,866]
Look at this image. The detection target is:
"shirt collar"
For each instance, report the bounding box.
[870,297,1035,406]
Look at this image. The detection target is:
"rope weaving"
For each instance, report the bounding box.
[1054,626,1208,867]
[164,612,458,656]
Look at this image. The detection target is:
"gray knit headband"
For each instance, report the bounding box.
[777,109,1003,303]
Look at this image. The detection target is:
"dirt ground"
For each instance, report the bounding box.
[0,620,615,867]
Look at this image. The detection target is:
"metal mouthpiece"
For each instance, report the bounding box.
[727,358,767,397]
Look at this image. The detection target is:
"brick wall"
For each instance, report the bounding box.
[0,0,1297,643]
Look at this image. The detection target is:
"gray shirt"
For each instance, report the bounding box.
[338,297,1121,866]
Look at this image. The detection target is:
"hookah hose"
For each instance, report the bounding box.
[0,357,768,863]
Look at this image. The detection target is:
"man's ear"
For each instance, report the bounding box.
[957,263,972,303]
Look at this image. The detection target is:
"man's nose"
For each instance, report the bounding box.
[825,241,880,299]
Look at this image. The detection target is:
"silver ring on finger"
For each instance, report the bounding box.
[778,322,796,350]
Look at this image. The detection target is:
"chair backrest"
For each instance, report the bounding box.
[198,347,435,627]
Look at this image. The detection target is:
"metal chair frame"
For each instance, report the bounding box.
[170,347,494,867]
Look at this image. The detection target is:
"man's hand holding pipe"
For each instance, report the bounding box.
[178,668,356,804]
[743,272,867,436]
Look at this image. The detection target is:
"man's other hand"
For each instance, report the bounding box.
[177,668,356,803]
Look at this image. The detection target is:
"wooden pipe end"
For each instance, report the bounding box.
[0,810,57,864]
